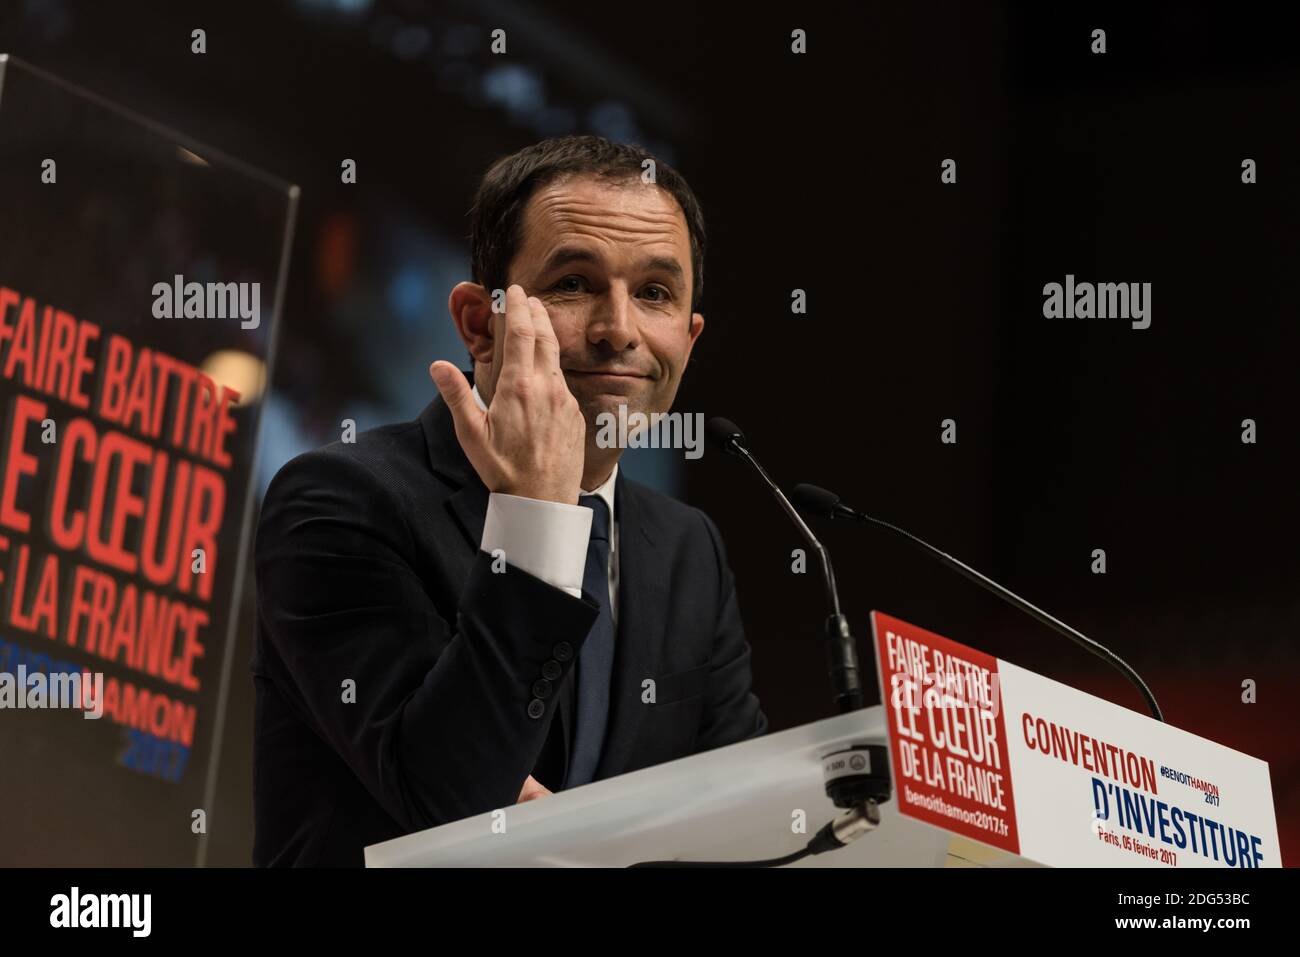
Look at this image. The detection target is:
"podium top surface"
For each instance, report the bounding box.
[365,706,971,868]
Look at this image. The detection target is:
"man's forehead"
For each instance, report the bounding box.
[518,175,689,262]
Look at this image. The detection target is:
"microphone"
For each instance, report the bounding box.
[706,419,864,714]
[704,416,747,457]
[791,483,1164,723]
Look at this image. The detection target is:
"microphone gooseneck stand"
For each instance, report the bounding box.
[707,420,864,717]
[628,420,890,868]
[790,483,1164,724]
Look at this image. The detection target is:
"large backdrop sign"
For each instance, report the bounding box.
[0,57,296,865]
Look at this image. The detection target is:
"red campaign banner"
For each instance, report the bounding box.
[871,612,1021,854]
[0,57,297,865]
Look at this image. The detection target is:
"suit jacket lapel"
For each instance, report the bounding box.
[420,392,486,549]
[594,472,667,779]
[419,385,574,775]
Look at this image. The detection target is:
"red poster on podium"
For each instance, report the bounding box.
[871,611,1282,867]
[871,612,1021,854]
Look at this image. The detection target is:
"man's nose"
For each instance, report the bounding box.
[586,285,639,352]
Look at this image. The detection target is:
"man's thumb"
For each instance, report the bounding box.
[429,361,471,408]
[428,361,484,442]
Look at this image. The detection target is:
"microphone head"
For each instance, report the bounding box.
[706,417,747,456]
[792,483,841,519]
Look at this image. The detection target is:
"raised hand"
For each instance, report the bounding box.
[429,284,586,505]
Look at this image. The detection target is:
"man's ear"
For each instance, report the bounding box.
[448,282,496,363]
[683,310,705,366]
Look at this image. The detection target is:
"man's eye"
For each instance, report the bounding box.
[554,276,586,293]
[641,285,671,302]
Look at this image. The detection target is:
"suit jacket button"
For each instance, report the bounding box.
[532,679,553,699]
[526,699,545,719]
[553,641,574,662]
[541,659,562,681]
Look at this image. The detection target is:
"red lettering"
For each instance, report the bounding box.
[0,395,43,533]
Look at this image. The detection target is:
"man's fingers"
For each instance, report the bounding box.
[429,360,485,441]
[517,774,553,803]
[501,284,535,377]
[528,296,562,372]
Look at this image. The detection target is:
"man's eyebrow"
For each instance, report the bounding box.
[539,246,602,274]
[642,256,686,285]
[539,246,686,285]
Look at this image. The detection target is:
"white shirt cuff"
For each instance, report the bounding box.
[481,492,592,598]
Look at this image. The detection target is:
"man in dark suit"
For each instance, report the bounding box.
[252,135,767,867]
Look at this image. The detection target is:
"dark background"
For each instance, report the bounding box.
[2,0,1296,866]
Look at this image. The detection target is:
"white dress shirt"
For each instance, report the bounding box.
[473,385,619,622]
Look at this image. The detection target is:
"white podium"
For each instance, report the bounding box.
[365,706,1027,868]
[366,611,1282,868]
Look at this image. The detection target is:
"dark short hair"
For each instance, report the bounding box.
[469,135,706,312]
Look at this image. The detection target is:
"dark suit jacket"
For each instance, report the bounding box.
[251,382,768,866]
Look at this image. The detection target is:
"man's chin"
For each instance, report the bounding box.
[567,376,651,410]
[576,393,644,424]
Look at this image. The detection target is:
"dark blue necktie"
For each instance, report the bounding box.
[566,495,614,787]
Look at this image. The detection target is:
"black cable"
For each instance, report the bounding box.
[628,846,814,869]
[627,804,874,868]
